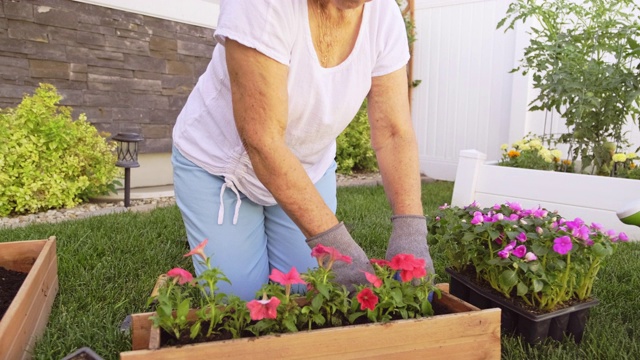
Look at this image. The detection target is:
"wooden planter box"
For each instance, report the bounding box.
[0,237,59,360]
[120,284,501,359]
[452,149,640,240]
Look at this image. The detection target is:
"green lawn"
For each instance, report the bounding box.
[1,181,638,359]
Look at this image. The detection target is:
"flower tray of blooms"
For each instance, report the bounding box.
[428,201,627,344]
[120,242,501,359]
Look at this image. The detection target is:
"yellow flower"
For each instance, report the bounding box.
[513,140,524,149]
[500,143,508,151]
[627,152,637,159]
[508,150,521,158]
[520,144,531,151]
[538,149,553,163]
[630,162,637,169]
[529,139,543,150]
[612,153,627,163]
[551,149,562,160]
[562,159,572,165]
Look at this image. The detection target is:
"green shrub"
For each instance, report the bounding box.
[0,83,121,216]
[336,101,378,175]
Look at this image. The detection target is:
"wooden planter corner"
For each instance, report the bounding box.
[0,237,59,360]
[120,284,501,359]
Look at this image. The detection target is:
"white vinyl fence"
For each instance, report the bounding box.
[411,0,640,181]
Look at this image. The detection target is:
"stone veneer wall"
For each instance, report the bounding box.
[0,0,216,153]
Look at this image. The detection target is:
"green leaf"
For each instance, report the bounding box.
[499,269,518,290]
[516,282,529,296]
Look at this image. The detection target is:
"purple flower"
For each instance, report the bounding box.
[590,222,604,231]
[524,252,538,262]
[497,249,510,259]
[505,241,516,252]
[553,236,573,255]
[618,232,629,242]
[573,225,591,241]
[512,245,527,258]
[471,213,484,225]
[516,232,527,243]
[435,216,440,221]
[493,204,501,210]
[508,214,520,221]
[606,229,617,240]
[492,213,505,222]
[531,208,548,218]
[506,201,522,212]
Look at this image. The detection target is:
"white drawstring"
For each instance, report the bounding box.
[218,178,242,225]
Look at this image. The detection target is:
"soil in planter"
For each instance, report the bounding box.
[0,266,27,320]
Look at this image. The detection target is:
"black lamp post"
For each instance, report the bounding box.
[112,132,144,207]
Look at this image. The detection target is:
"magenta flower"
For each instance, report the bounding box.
[512,245,527,258]
[497,249,510,259]
[471,212,484,225]
[553,236,573,255]
[524,252,538,262]
[618,232,629,242]
[167,268,194,285]
[493,204,501,210]
[439,203,450,210]
[516,232,527,242]
[590,222,604,231]
[492,213,505,222]
[506,201,522,212]
[246,295,280,320]
[356,288,379,311]
[508,214,520,221]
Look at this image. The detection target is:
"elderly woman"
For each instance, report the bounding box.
[171,0,434,300]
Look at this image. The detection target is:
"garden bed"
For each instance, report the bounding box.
[0,237,58,360]
[452,150,640,240]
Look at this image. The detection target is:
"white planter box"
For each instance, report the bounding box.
[452,150,640,240]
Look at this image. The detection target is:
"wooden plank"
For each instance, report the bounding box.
[0,240,46,273]
[0,238,57,360]
[121,309,500,360]
[122,285,501,360]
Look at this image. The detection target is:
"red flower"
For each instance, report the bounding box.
[246,296,280,320]
[356,288,379,311]
[364,272,383,288]
[184,239,209,261]
[389,254,427,282]
[166,268,193,285]
[269,267,306,286]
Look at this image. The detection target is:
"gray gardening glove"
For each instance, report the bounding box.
[306,222,374,290]
[385,215,435,283]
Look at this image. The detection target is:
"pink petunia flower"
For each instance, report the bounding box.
[356,288,379,311]
[269,267,306,286]
[553,236,573,255]
[512,245,527,258]
[364,272,383,288]
[389,254,427,282]
[370,258,391,268]
[310,244,352,268]
[184,239,209,261]
[516,232,527,243]
[524,252,538,262]
[246,295,280,320]
[167,268,194,285]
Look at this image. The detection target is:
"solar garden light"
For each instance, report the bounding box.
[112,132,144,208]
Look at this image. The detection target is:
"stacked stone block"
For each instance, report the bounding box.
[0,0,216,153]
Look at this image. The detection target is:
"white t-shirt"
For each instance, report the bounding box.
[173,0,409,206]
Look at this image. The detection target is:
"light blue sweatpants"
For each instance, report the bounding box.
[172,146,337,301]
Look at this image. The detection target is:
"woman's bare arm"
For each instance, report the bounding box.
[368,67,423,216]
[225,39,338,237]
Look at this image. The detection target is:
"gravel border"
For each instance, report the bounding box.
[1,172,435,229]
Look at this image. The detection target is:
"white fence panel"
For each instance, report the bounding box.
[412,0,518,181]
